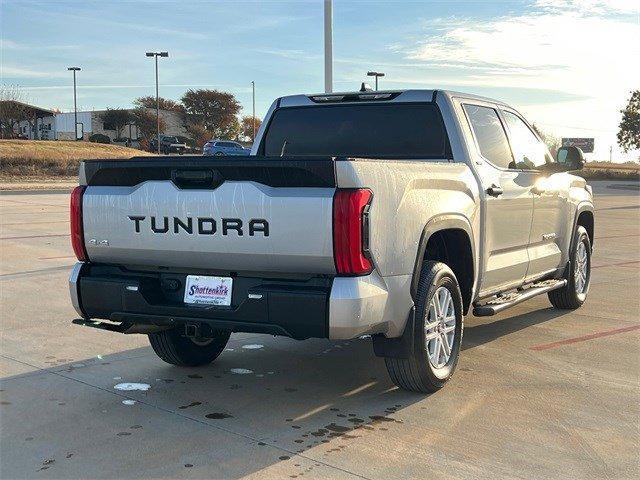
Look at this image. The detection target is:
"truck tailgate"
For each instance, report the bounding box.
[80,157,337,274]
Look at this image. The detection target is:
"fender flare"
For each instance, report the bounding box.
[573,202,595,249]
[410,213,476,301]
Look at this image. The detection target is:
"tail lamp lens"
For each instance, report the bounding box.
[70,186,88,261]
[333,188,373,275]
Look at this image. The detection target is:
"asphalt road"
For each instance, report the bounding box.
[1,181,638,479]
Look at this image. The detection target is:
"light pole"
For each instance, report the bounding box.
[145,51,169,154]
[367,71,385,91]
[67,67,81,140]
[324,0,333,93]
[251,81,256,142]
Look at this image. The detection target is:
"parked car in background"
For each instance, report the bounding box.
[203,140,251,156]
[150,135,187,154]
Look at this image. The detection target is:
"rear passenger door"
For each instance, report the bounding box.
[461,103,536,296]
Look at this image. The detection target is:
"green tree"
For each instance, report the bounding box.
[133,95,183,113]
[181,89,241,139]
[99,108,132,139]
[131,107,166,140]
[240,115,262,143]
[617,90,640,153]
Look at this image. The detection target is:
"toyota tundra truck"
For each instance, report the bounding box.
[69,89,594,393]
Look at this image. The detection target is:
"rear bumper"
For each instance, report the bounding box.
[70,263,412,340]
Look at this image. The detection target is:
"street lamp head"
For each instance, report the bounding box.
[67,67,81,71]
[145,52,155,57]
[159,51,169,57]
[367,71,385,77]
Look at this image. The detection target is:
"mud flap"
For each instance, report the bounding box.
[372,307,416,359]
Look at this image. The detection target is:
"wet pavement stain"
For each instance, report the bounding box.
[284,388,297,393]
[130,425,143,429]
[39,458,55,470]
[117,432,132,436]
[187,374,203,379]
[178,401,202,410]
[279,455,290,461]
[205,412,233,419]
[0,401,11,405]
[184,464,193,468]
[369,415,402,423]
[325,423,350,433]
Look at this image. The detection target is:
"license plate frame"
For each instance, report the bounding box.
[183,275,233,306]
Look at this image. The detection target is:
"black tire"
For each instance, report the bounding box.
[385,261,464,393]
[148,328,230,367]
[548,225,591,309]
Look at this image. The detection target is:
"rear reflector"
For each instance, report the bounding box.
[333,188,373,275]
[70,186,88,262]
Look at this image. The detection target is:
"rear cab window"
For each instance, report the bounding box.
[462,104,514,169]
[261,103,450,159]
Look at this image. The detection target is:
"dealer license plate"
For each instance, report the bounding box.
[183,275,233,306]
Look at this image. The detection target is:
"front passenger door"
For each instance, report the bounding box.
[501,109,565,281]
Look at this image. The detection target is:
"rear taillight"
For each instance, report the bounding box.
[333,188,373,275]
[70,186,88,261]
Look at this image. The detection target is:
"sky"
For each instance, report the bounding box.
[1,0,639,160]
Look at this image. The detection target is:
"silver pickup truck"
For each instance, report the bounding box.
[69,89,594,392]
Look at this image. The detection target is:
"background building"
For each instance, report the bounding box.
[3,101,188,143]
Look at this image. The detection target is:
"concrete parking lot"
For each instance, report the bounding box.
[0,181,638,479]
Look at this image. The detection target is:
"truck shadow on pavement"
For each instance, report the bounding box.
[1,305,568,478]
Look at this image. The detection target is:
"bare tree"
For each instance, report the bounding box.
[0,85,31,139]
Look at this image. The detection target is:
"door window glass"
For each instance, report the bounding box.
[463,104,513,169]
[502,111,553,169]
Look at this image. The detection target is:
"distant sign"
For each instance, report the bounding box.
[562,137,594,153]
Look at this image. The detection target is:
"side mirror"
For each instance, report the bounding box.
[556,146,585,171]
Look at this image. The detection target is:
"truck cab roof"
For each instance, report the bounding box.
[277,89,509,108]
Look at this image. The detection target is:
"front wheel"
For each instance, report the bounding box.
[385,261,464,393]
[548,225,591,309]
[149,328,230,367]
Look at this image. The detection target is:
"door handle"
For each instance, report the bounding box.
[486,184,504,197]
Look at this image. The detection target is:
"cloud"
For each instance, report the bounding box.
[256,48,318,60]
[400,1,639,98]
[1,65,68,79]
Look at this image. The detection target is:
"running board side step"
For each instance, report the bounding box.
[473,279,567,317]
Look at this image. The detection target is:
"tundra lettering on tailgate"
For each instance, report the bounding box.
[127,216,269,236]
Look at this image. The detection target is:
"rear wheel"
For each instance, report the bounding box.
[548,225,591,309]
[385,261,463,393]
[148,328,230,367]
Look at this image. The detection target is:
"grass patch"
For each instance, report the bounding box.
[579,162,640,181]
[0,140,153,178]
